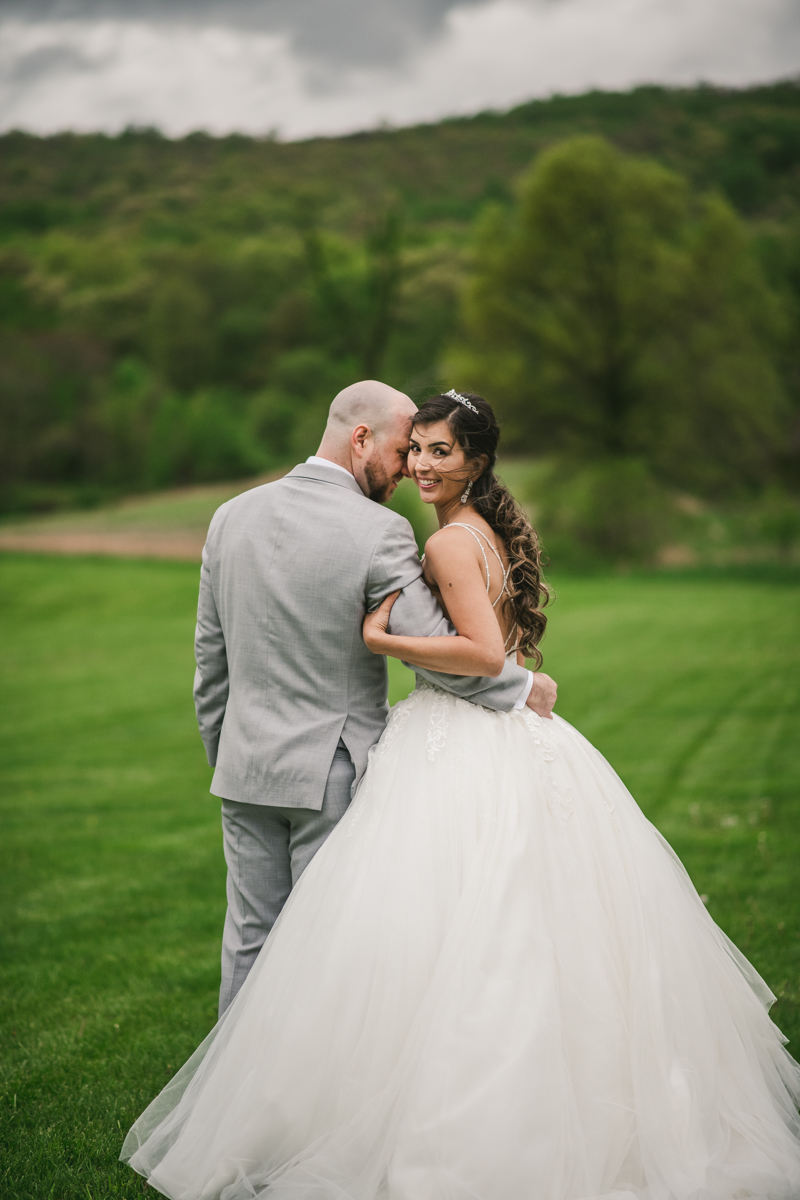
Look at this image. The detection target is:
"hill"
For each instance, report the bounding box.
[2,80,800,516]
[3,80,800,235]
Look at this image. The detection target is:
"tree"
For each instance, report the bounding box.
[449,136,790,494]
[300,211,403,379]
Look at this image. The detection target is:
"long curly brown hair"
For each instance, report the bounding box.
[412,391,551,666]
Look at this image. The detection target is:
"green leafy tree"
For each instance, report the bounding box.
[145,274,214,391]
[450,136,790,494]
[147,389,267,487]
[0,328,110,509]
[301,211,403,379]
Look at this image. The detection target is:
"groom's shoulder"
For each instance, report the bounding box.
[204,477,285,535]
[206,470,415,549]
[272,467,414,541]
[355,505,419,573]
[372,503,416,542]
[221,471,303,515]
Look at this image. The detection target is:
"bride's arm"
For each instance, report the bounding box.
[363,532,506,677]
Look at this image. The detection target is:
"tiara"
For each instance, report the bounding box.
[444,388,479,414]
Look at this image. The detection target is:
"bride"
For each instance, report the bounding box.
[122,391,800,1199]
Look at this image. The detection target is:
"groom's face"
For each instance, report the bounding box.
[362,417,413,504]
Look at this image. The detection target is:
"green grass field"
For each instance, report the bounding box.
[1,553,799,1199]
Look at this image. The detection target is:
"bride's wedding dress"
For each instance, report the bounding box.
[123,682,800,1199]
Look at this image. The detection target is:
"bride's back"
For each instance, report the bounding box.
[422,514,518,652]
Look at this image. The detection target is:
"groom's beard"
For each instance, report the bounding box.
[364,460,395,504]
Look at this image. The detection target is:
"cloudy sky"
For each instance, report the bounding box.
[1,0,799,140]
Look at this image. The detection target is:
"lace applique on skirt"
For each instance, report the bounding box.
[375,688,422,759]
[425,689,450,762]
[521,709,575,822]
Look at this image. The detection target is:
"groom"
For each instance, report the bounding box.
[194,380,556,1015]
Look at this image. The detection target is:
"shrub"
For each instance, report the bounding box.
[754,488,800,560]
[529,457,679,570]
[147,391,267,487]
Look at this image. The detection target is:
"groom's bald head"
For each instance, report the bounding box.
[316,380,417,503]
[326,380,416,439]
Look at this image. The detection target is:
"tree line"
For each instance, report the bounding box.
[1,81,799,564]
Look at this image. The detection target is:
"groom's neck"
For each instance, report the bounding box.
[313,451,352,473]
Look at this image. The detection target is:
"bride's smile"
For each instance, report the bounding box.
[408,419,484,520]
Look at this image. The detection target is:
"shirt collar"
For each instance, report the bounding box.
[305,455,354,479]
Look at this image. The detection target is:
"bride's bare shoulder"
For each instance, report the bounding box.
[424,524,471,550]
[422,526,482,571]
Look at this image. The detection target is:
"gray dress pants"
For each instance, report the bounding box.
[218,739,355,1016]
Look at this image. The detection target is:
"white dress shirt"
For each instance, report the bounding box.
[306,455,356,479]
[305,456,533,709]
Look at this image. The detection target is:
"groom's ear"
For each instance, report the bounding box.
[351,424,372,456]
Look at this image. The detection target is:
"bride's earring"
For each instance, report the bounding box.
[460,479,473,504]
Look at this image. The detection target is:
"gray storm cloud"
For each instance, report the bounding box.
[0,0,491,69]
[1,0,799,138]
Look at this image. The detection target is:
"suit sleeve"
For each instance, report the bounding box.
[194,538,229,767]
[368,517,531,713]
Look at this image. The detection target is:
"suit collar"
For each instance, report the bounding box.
[288,461,367,498]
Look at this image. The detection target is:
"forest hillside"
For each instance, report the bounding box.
[2,79,800,563]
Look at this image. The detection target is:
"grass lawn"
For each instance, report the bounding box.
[1,553,799,1199]
[0,478,268,538]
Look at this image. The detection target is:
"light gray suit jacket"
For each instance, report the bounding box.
[194,461,530,810]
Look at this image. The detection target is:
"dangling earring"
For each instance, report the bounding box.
[460,479,473,504]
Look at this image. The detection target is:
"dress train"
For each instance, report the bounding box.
[122,682,800,1199]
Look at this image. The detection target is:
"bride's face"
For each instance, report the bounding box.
[408,420,474,507]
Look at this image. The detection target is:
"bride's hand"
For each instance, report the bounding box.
[363,591,401,653]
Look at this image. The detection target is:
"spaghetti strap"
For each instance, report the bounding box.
[436,523,509,606]
[430,523,517,651]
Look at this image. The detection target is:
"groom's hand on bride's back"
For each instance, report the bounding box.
[526,673,557,720]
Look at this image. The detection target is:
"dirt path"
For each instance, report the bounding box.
[0,471,290,562]
[0,529,206,560]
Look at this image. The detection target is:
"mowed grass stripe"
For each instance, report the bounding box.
[538,570,800,1050]
[0,554,798,1199]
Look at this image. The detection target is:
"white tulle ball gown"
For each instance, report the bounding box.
[122,680,800,1200]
